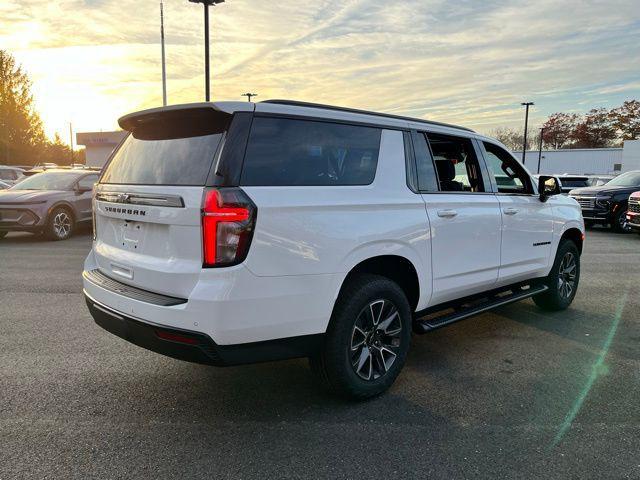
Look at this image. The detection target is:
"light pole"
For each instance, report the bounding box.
[241,93,258,102]
[69,122,74,164]
[521,102,534,165]
[188,0,225,102]
[537,127,544,174]
[160,1,167,106]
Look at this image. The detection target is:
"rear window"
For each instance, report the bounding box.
[101,133,222,185]
[240,117,381,186]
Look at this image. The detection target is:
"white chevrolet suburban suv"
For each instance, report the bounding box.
[83,100,584,399]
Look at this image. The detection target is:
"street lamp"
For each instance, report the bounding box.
[241,93,258,102]
[188,0,225,102]
[521,102,534,165]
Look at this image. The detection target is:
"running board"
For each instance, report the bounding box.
[413,284,548,333]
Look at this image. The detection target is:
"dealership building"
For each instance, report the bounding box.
[76,131,127,168]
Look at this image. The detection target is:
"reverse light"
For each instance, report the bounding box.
[202,188,256,267]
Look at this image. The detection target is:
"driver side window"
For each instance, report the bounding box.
[483,142,532,194]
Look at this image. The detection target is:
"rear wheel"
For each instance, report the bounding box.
[533,239,580,311]
[46,207,74,241]
[310,274,412,399]
[611,208,631,233]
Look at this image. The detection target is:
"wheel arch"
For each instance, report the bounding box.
[336,255,422,312]
[48,201,77,223]
[560,227,584,254]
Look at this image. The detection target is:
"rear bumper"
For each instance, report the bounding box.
[85,293,323,366]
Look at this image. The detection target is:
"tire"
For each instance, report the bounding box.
[611,208,631,233]
[533,239,580,311]
[46,206,74,241]
[310,274,412,400]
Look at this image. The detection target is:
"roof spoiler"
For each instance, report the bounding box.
[118,102,254,140]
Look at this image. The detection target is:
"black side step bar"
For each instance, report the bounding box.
[413,284,548,333]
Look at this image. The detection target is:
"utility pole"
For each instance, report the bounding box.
[537,127,544,174]
[521,102,534,165]
[188,0,225,102]
[69,122,74,164]
[161,1,167,106]
[241,93,258,102]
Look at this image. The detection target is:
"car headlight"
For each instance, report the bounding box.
[595,195,612,208]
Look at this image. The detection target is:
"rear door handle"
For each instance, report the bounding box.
[503,207,519,215]
[437,209,458,218]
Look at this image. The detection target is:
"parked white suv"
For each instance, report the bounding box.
[83,100,584,398]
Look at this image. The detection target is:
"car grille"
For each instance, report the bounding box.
[629,198,640,213]
[571,196,595,209]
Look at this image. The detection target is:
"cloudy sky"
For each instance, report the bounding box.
[2,0,639,139]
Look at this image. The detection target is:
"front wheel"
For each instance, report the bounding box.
[46,207,74,240]
[533,239,580,311]
[310,274,412,399]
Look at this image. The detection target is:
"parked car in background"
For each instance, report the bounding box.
[0,180,12,190]
[557,175,590,194]
[0,169,99,240]
[569,170,640,232]
[627,192,640,234]
[83,100,583,399]
[0,166,25,185]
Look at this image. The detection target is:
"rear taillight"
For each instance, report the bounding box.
[202,188,256,267]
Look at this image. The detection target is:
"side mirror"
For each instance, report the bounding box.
[538,175,561,201]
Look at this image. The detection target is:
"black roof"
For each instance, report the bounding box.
[261,99,474,133]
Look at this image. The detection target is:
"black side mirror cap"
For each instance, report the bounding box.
[538,175,561,201]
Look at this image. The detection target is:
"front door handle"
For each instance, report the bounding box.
[437,209,458,218]
[503,207,519,215]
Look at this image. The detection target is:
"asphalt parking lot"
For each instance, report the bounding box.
[1,228,639,479]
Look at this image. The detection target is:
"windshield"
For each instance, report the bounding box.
[606,171,640,187]
[11,172,78,190]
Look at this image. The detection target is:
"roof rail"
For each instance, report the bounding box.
[260,99,474,133]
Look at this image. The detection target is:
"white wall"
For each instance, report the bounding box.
[513,141,640,175]
[85,145,117,168]
[622,140,640,172]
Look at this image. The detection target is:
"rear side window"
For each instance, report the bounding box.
[240,117,381,186]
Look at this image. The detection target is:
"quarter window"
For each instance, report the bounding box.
[240,117,381,186]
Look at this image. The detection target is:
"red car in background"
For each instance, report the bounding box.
[628,191,640,234]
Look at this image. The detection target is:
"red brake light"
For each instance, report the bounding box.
[202,188,256,267]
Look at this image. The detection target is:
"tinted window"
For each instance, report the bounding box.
[411,132,439,192]
[101,133,222,185]
[241,117,381,186]
[427,133,484,192]
[483,142,531,194]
